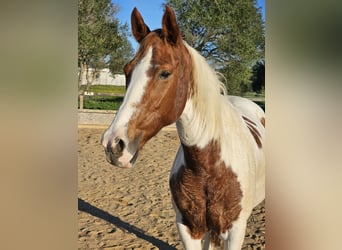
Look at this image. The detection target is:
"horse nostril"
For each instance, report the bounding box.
[117,139,125,153]
[108,137,125,155]
[106,137,126,158]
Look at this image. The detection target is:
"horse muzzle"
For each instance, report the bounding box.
[102,135,139,168]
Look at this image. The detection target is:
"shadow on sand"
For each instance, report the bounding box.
[78,198,176,250]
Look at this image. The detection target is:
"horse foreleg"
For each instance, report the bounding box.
[224,216,248,250]
[175,212,203,250]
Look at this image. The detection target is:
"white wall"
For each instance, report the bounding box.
[80,68,125,86]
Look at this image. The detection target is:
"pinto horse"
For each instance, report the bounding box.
[101,6,265,250]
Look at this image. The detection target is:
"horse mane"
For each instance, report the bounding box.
[185,42,227,97]
[180,43,232,147]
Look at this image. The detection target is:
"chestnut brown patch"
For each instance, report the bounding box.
[242,115,256,126]
[170,141,243,245]
[242,116,262,148]
[260,117,265,127]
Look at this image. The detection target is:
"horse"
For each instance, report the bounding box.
[101,5,265,250]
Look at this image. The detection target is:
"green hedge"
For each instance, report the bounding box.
[79,96,124,110]
[79,96,264,111]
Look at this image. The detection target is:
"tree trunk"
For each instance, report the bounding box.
[78,62,85,94]
[85,66,97,92]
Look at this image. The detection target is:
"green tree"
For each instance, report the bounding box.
[108,24,134,75]
[78,0,133,92]
[164,0,264,95]
[251,60,265,94]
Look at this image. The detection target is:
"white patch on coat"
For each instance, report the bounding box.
[102,47,153,147]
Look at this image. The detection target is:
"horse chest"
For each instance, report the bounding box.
[170,143,243,241]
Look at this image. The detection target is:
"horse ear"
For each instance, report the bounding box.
[131,7,151,43]
[162,5,181,45]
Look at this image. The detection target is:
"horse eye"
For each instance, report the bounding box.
[159,71,171,80]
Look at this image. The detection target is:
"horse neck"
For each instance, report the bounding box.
[176,44,240,149]
[175,44,251,172]
[176,93,252,175]
[176,97,217,147]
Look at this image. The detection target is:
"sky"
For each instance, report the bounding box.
[112,0,265,51]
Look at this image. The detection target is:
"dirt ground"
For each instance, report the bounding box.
[78,127,265,249]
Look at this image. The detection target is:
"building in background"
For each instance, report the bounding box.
[80,68,125,86]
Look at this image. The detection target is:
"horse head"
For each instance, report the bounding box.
[101,6,192,168]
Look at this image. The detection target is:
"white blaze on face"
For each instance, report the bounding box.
[102,47,153,148]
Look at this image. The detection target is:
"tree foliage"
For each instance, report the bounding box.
[165,0,264,95]
[78,0,133,92]
[251,60,265,93]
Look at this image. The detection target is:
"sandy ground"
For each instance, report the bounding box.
[78,127,265,249]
